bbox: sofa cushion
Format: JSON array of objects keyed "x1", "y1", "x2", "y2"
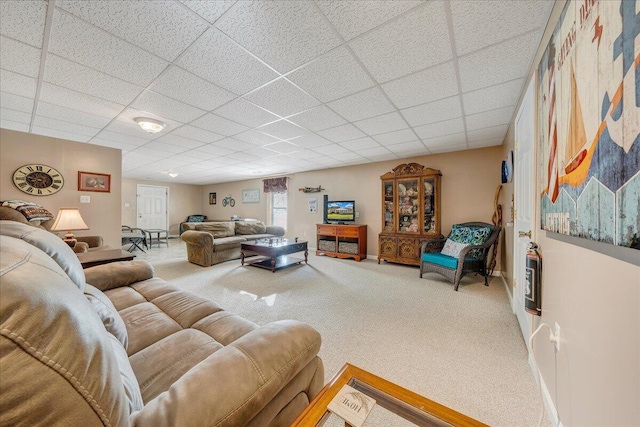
[
  {"x1": 440, "y1": 239, "x2": 468, "y2": 258},
  {"x1": 211, "y1": 235, "x2": 247, "y2": 252},
  {"x1": 421, "y1": 252, "x2": 459, "y2": 269},
  {"x1": 235, "y1": 220, "x2": 267, "y2": 235},
  {"x1": 195, "y1": 222, "x2": 235, "y2": 237},
  {"x1": 84, "y1": 284, "x2": 129, "y2": 349},
  {"x1": 108, "y1": 333, "x2": 144, "y2": 412}
]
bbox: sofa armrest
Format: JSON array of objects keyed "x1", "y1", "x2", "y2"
[
  {"x1": 77, "y1": 235, "x2": 103, "y2": 248},
  {"x1": 131, "y1": 320, "x2": 322, "y2": 427},
  {"x1": 265, "y1": 225, "x2": 285, "y2": 237},
  {"x1": 181, "y1": 230, "x2": 214, "y2": 246},
  {"x1": 72, "y1": 241, "x2": 90, "y2": 253},
  {"x1": 84, "y1": 260, "x2": 155, "y2": 291}
]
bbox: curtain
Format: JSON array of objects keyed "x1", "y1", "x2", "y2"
[{"x1": 263, "y1": 177, "x2": 288, "y2": 193}]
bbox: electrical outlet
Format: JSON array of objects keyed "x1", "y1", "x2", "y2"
[
  {"x1": 355, "y1": 211, "x2": 360, "y2": 218},
  {"x1": 554, "y1": 322, "x2": 561, "y2": 351}
]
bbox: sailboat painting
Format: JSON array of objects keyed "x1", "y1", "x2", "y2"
[{"x1": 538, "y1": 0, "x2": 639, "y2": 250}]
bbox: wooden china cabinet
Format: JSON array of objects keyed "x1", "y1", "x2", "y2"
[{"x1": 378, "y1": 163, "x2": 444, "y2": 265}]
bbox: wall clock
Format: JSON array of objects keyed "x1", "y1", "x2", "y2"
[{"x1": 12, "y1": 164, "x2": 64, "y2": 196}]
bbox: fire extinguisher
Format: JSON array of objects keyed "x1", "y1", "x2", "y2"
[{"x1": 525, "y1": 242, "x2": 542, "y2": 316}]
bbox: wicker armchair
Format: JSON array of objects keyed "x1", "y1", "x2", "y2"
[{"x1": 420, "y1": 222, "x2": 501, "y2": 291}]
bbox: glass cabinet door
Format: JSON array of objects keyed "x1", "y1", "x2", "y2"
[
  {"x1": 383, "y1": 180, "x2": 395, "y2": 232},
  {"x1": 397, "y1": 179, "x2": 419, "y2": 233},
  {"x1": 423, "y1": 178, "x2": 435, "y2": 233}
]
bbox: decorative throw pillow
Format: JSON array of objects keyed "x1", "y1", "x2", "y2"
[
  {"x1": 440, "y1": 238, "x2": 469, "y2": 258},
  {"x1": 195, "y1": 222, "x2": 235, "y2": 237},
  {"x1": 449, "y1": 225, "x2": 492, "y2": 258},
  {"x1": 235, "y1": 220, "x2": 267, "y2": 235},
  {"x1": 1, "y1": 200, "x2": 54, "y2": 222}
]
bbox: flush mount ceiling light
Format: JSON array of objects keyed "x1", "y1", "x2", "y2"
[
  {"x1": 167, "y1": 172, "x2": 178, "y2": 178},
  {"x1": 134, "y1": 117, "x2": 165, "y2": 134}
]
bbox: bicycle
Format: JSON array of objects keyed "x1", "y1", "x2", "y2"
[{"x1": 222, "y1": 195, "x2": 235, "y2": 207}]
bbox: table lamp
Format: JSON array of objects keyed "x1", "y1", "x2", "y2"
[{"x1": 50, "y1": 207, "x2": 89, "y2": 247}]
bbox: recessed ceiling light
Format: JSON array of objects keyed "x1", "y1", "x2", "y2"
[
  {"x1": 167, "y1": 172, "x2": 178, "y2": 178},
  {"x1": 134, "y1": 117, "x2": 166, "y2": 134}
]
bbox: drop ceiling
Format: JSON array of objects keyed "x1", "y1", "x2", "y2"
[{"x1": 0, "y1": 0, "x2": 553, "y2": 184}]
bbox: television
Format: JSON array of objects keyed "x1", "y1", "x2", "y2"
[{"x1": 325, "y1": 200, "x2": 355, "y2": 223}]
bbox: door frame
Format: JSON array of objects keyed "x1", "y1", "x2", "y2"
[{"x1": 136, "y1": 184, "x2": 169, "y2": 231}]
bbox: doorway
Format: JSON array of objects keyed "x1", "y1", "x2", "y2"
[{"x1": 137, "y1": 184, "x2": 168, "y2": 231}]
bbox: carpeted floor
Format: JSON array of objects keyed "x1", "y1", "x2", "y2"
[{"x1": 134, "y1": 240, "x2": 548, "y2": 426}]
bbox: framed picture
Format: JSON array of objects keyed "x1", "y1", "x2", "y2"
[
  {"x1": 78, "y1": 171, "x2": 110, "y2": 193},
  {"x1": 242, "y1": 189, "x2": 260, "y2": 203},
  {"x1": 209, "y1": 192, "x2": 216, "y2": 205},
  {"x1": 308, "y1": 197, "x2": 317, "y2": 213}
]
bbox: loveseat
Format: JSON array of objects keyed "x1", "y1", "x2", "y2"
[
  {"x1": 181, "y1": 220, "x2": 285, "y2": 266},
  {"x1": 0, "y1": 221, "x2": 324, "y2": 426},
  {"x1": 0, "y1": 205, "x2": 107, "y2": 253}
]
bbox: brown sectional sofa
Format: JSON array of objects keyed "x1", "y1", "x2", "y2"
[
  {"x1": 181, "y1": 220, "x2": 285, "y2": 266},
  {"x1": 0, "y1": 220, "x2": 324, "y2": 426}
]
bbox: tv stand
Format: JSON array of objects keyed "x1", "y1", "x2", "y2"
[{"x1": 316, "y1": 224, "x2": 367, "y2": 262}]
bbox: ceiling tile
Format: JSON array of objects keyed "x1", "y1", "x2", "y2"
[
  {"x1": 132, "y1": 90, "x2": 205, "y2": 123},
  {"x1": 177, "y1": 28, "x2": 278, "y2": 95},
  {"x1": 287, "y1": 46, "x2": 375, "y2": 103},
  {"x1": 400, "y1": 96, "x2": 463, "y2": 127},
  {"x1": 349, "y1": 1, "x2": 452, "y2": 83},
  {"x1": 381, "y1": 61, "x2": 458, "y2": 109},
  {"x1": 213, "y1": 98, "x2": 280, "y2": 128},
  {"x1": 287, "y1": 149, "x2": 325, "y2": 160},
  {"x1": 154, "y1": 134, "x2": 205, "y2": 150},
  {"x1": 316, "y1": 0, "x2": 422, "y2": 41},
  {"x1": 462, "y1": 79, "x2": 524, "y2": 115},
  {"x1": 421, "y1": 132, "x2": 467, "y2": 147},
  {"x1": 1, "y1": 108, "x2": 31, "y2": 124},
  {"x1": 288, "y1": 134, "x2": 333, "y2": 149},
  {"x1": 1, "y1": 69, "x2": 37, "y2": 98},
  {"x1": 328, "y1": 87, "x2": 395, "y2": 122},
  {"x1": 0, "y1": 36, "x2": 41, "y2": 77},
  {"x1": 0, "y1": 0, "x2": 47, "y2": 47},
  {"x1": 39, "y1": 82, "x2": 124, "y2": 119},
  {"x1": 312, "y1": 144, "x2": 351, "y2": 156},
  {"x1": 192, "y1": 143, "x2": 235, "y2": 157},
  {"x1": 213, "y1": 137, "x2": 254, "y2": 152},
  {"x1": 353, "y1": 111, "x2": 407, "y2": 135},
  {"x1": 151, "y1": 66, "x2": 236, "y2": 111},
  {"x1": 37, "y1": 101, "x2": 112, "y2": 129},
  {"x1": 263, "y1": 141, "x2": 300, "y2": 154},
  {"x1": 44, "y1": 55, "x2": 143, "y2": 105},
  {"x1": 414, "y1": 117, "x2": 465, "y2": 140},
  {"x1": 459, "y1": 32, "x2": 540, "y2": 93},
  {"x1": 385, "y1": 140, "x2": 427, "y2": 154},
  {"x1": 317, "y1": 123, "x2": 365, "y2": 143},
  {"x1": 287, "y1": 105, "x2": 347, "y2": 132},
  {"x1": 32, "y1": 126, "x2": 91, "y2": 142},
  {"x1": 234, "y1": 129, "x2": 280, "y2": 146},
  {"x1": 179, "y1": 0, "x2": 236, "y2": 24},
  {"x1": 339, "y1": 137, "x2": 381, "y2": 151},
  {"x1": 428, "y1": 143, "x2": 468, "y2": 153},
  {"x1": 451, "y1": 0, "x2": 552, "y2": 55},
  {"x1": 244, "y1": 78, "x2": 319, "y2": 118},
  {"x1": 467, "y1": 124, "x2": 509, "y2": 143},
  {"x1": 373, "y1": 128, "x2": 418, "y2": 146},
  {"x1": 468, "y1": 138, "x2": 504, "y2": 149},
  {"x1": 138, "y1": 140, "x2": 187, "y2": 154},
  {"x1": 330, "y1": 151, "x2": 365, "y2": 162},
  {"x1": 466, "y1": 106, "x2": 514, "y2": 131},
  {"x1": 191, "y1": 113, "x2": 248, "y2": 136},
  {"x1": 102, "y1": 121, "x2": 158, "y2": 141},
  {"x1": 171, "y1": 125, "x2": 224, "y2": 143},
  {"x1": 257, "y1": 119, "x2": 308, "y2": 140},
  {"x1": 49, "y1": 10, "x2": 168, "y2": 86},
  {"x1": 0, "y1": 92, "x2": 34, "y2": 113},
  {"x1": 224, "y1": 151, "x2": 261, "y2": 162},
  {"x1": 58, "y1": 0, "x2": 209, "y2": 61},
  {"x1": 93, "y1": 130, "x2": 152, "y2": 147},
  {"x1": 1, "y1": 120, "x2": 29, "y2": 132},
  {"x1": 356, "y1": 146, "x2": 394, "y2": 159},
  {"x1": 215, "y1": 0, "x2": 341, "y2": 73},
  {"x1": 89, "y1": 138, "x2": 139, "y2": 152},
  {"x1": 34, "y1": 115, "x2": 100, "y2": 137},
  {"x1": 180, "y1": 149, "x2": 227, "y2": 161}
]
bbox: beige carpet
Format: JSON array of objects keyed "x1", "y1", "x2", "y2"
[{"x1": 135, "y1": 240, "x2": 548, "y2": 426}]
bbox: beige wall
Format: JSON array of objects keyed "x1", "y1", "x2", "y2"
[
  {"x1": 202, "y1": 146, "x2": 503, "y2": 263},
  {"x1": 0, "y1": 129, "x2": 122, "y2": 247},
  {"x1": 502, "y1": 1, "x2": 640, "y2": 425},
  {"x1": 121, "y1": 179, "x2": 202, "y2": 236}
]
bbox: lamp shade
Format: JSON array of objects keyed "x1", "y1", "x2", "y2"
[{"x1": 50, "y1": 208, "x2": 89, "y2": 232}]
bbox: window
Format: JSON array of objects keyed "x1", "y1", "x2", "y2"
[{"x1": 270, "y1": 191, "x2": 287, "y2": 229}]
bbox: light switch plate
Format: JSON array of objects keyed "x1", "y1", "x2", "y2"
[{"x1": 80, "y1": 195, "x2": 90, "y2": 203}]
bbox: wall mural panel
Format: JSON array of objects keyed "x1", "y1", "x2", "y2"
[{"x1": 538, "y1": 0, "x2": 639, "y2": 250}]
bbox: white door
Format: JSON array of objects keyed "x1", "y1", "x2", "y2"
[
  {"x1": 514, "y1": 78, "x2": 536, "y2": 345},
  {"x1": 137, "y1": 185, "x2": 168, "y2": 230}
]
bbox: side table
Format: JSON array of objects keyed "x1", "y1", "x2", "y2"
[
  {"x1": 145, "y1": 229, "x2": 169, "y2": 248},
  {"x1": 77, "y1": 249, "x2": 135, "y2": 269}
]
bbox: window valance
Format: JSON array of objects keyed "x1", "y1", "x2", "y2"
[{"x1": 263, "y1": 177, "x2": 288, "y2": 193}]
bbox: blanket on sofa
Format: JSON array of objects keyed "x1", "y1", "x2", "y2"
[{"x1": 1, "y1": 200, "x2": 54, "y2": 222}]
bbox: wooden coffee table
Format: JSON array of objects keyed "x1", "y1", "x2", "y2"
[
  {"x1": 241, "y1": 239, "x2": 308, "y2": 272},
  {"x1": 77, "y1": 249, "x2": 135, "y2": 269},
  {"x1": 290, "y1": 363, "x2": 488, "y2": 427}
]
